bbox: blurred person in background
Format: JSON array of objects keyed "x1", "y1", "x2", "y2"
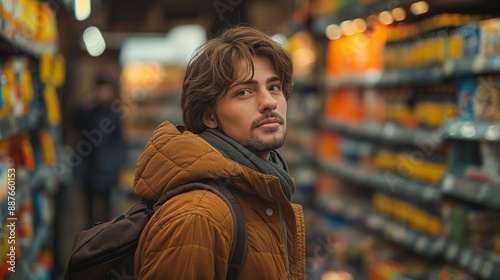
[
  {"x1": 133, "y1": 25, "x2": 306, "y2": 279},
  {"x1": 73, "y1": 66, "x2": 127, "y2": 227}
]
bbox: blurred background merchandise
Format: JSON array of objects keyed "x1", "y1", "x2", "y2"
[{"x1": 0, "y1": 0, "x2": 500, "y2": 279}]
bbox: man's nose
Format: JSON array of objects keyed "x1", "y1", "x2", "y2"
[{"x1": 258, "y1": 89, "x2": 278, "y2": 113}]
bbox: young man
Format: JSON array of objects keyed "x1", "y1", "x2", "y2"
[{"x1": 134, "y1": 26, "x2": 305, "y2": 279}]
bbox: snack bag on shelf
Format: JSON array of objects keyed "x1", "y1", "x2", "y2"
[
  {"x1": 20, "y1": 132, "x2": 36, "y2": 171},
  {"x1": 363, "y1": 89, "x2": 385, "y2": 124},
  {"x1": 479, "y1": 18, "x2": 500, "y2": 55},
  {"x1": 43, "y1": 86, "x2": 61, "y2": 126},
  {"x1": 39, "y1": 129, "x2": 56, "y2": 164},
  {"x1": 473, "y1": 75, "x2": 500, "y2": 121},
  {"x1": 458, "y1": 22, "x2": 481, "y2": 58},
  {"x1": 457, "y1": 77, "x2": 477, "y2": 121},
  {"x1": 35, "y1": 3, "x2": 58, "y2": 43}
]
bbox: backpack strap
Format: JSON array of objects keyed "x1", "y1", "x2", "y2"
[{"x1": 153, "y1": 180, "x2": 247, "y2": 280}]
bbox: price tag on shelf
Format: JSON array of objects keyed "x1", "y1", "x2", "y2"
[
  {"x1": 459, "y1": 123, "x2": 477, "y2": 139},
  {"x1": 431, "y1": 237, "x2": 446, "y2": 255},
  {"x1": 459, "y1": 248, "x2": 473, "y2": 268},
  {"x1": 471, "y1": 254, "x2": 483, "y2": 275},
  {"x1": 441, "y1": 174, "x2": 455, "y2": 192},
  {"x1": 415, "y1": 235, "x2": 429, "y2": 253},
  {"x1": 445, "y1": 242, "x2": 460, "y2": 261},
  {"x1": 472, "y1": 55, "x2": 486, "y2": 73},
  {"x1": 484, "y1": 124, "x2": 500, "y2": 141},
  {"x1": 366, "y1": 214, "x2": 384, "y2": 230},
  {"x1": 481, "y1": 259, "x2": 495, "y2": 279},
  {"x1": 382, "y1": 122, "x2": 398, "y2": 139},
  {"x1": 443, "y1": 60, "x2": 454, "y2": 76}
]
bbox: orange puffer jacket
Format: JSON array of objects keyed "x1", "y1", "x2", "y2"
[{"x1": 134, "y1": 121, "x2": 306, "y2": 279}]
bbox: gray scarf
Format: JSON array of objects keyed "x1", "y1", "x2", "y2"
[{"x1": 199, "y1": 129, "x2": 295, "y2": 200}]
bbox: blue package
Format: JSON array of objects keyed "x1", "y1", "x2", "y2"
[
  {"x1": 458, "y1": 23, "x2": 481, "y2": 57},
  {"x1": 456, "y1": 77, "x2": 477, "y2": 120}
]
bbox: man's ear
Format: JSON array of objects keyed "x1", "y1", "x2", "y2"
[{"x1": 202, "y1": 109, "x2": 218, "y2": 129}]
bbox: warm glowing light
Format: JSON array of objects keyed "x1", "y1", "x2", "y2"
[
  {"x1": 391, "y1": 7, "x2": 406, "y2": 21},
  {"x1": 325, "y1": 24, "x2": 342, "y2": 40},
  {"x1": 340, "y1": 20, "x2": 354, "y2": 36},
  {"x1": 352, "y1": 18, "x2": 367, "y2": 33},
  {"x1": 74, "y1": 0, "x2": 91, "y2": 21},
  {"x1": 321, "y1": 271, "x2": 354, "y2": 280},
  {"x1": 83, "y1": 26, "x2": 106, "y2": 57},
  {"x1": 292, "y1": 47, "x2": 316, "y2": 67},
  {"x1": 410, "y1": 1, "x2": 429, "y2": 15},
  {"x1": 378, "y1": 11, "x2": 394, "y2": 25}
]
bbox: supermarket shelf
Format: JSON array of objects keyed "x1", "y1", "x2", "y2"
[
  {"x1": 322, "y1": 119, "x2": 442, "y2": 147},
  {"x1": 320, "y1": 198, "x2": 500, "y2": 280},
  {"x1": 0, "y1": 28, "x2": 58, "y2": 57},
  {"x1": 321, "y1": 160, "x2": 441, "y2": 204},
  {"x1": 326, "y1": 54, "x2": 500, "y2": 88},
  {"x1": 317, "y1": 195, "x2": 370, "y2": 225},
  {"x1": 443, "y1": 55, "x2": 500, "y2": 77},
  {"x1": 14, "y1": 222, "x2": 52, "y2": 280},
  {"x1": 318, "y1": 197, "x2": 443, "y2": 259},
  {"x1": 312, "y1": 0, "x2": 500, "y2": 31},
  {"x1": 443, "y1": 241, "x2": 500, "y2": 280},
  {"x1": 0, "y1": 110, "x2": 42, "y2": 140},
  {"x1": 441, "y1": 120, "x2": 500, "y2": 142},
  {"x1": 441, "y1": 174, "x2": 500, "y2": 210},
  {"x1": 368, "y1": 213, "x2": 500, "y2": 279},
  {"x1": 0, "y1": 165, "x2": 57, "y2": 226},
  {"x1": 365, "y1": 213, "x2": 444, "y2": 259}
]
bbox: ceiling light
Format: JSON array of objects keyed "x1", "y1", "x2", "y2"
[
  {"x1": 378, "y1": 11, "x2": 394, "y2": 25},
  {"x1": 74, "y1": 0, "x2": 91, "y2": 21},
  {"x1": 340, "y1": 20, "x2": 354, "y2": 36},
  {"x1": 410, "y1": 1, "x2": 429, "y2": 15},
  {"x1": 352, "y1": 18, "x2": 367, "y2": 33},
  {"x1": 325, "y1": 24, "x2": 342, "y2": 40},
  {"x1": 391, "y1": 7, "x2": 406, "y2": 21},
  {"x1": 83, "y1": 26, "x2": 106, "y2": 57}
]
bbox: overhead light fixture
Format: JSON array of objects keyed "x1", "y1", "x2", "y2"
[
  {"x1": 352, "y1": 18, "x2": 367, "y2": 33},
  {"x1": 391, "y1": 7, "x2": 406, "y2": 21},
  {"x1": 340, "y1": 20, "x2": 354, "y2": 36},
  {"x1": 74, "y1": 0, "x2": 91, "y2": 21},
  {"x1": 325, "y1": 24, "x2": 342, "y2": 40},
  {"x1": 378, "y1": 11, "x2": 394, "y2": 25},
  {"x1": 83, "y1": 26, "x2": 106, "y2": 57},
  {"x1": 410, "y1": 1, "x2": 429, "y2": 15}
]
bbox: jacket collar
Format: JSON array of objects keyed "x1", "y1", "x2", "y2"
[{"x1": 133, "y1": 121, "x2": 291, "y2": 203}]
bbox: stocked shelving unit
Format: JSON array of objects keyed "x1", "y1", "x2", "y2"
[
  {"x1": 0, "y1": 1, "x2": 64, "y2": 279},
  {"x1": 302, "y1": 0, "x2": 500, "y2": 279},
  {"x1": 119, "y1": 62, "x2": 185, "y2": 195}
]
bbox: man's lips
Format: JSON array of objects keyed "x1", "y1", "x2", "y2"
[{"x1": 256, "y1": 118, "x2": 282, "y2": 128}]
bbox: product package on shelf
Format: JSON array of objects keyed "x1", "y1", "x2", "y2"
[
  {"x1": 324, "y1": 89, "x2": 365, "y2": 125},
  {"x1": 442, "y1": 199, "x2": 500, "y2": 254},
  {"x1": 474, "y1": 75, "x2": 500, "y2": 122},
  {"x1": 480, "y1": 141, "x2": 500, "y2": 185},
  {"x1": 457, "y1": 77, "x2": 477, "y2": 121},
  {"x1": 326, "y1": 17, "x2": 387, "y2": 78}
]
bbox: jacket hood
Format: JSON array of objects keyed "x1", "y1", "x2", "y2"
[{"x1": 133, "y1": 121, "x2": 287, "y2": 202}]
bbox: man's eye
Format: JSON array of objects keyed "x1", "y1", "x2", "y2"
[
  {"x1": 236, "y1": 89, "x2": 251, "y2": 96},
  {"x1": 269, "y1": 85, "x2": 281, "y2": 91}
]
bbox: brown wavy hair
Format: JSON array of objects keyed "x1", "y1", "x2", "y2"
[{"x1": 181, "y1": 25, "x2": 293, "y2": 133}]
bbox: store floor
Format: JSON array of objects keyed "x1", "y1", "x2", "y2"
[{"x1": 53, "y1": 181, "x2": 134, "y2": 279}]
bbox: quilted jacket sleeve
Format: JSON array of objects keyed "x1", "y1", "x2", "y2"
[{"x1": 135, "y1": 191, "x2": 234, "y2": 280}]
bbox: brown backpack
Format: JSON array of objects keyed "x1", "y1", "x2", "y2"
[{"x1": 64, "y1": 180, "x2": 247, "y2": 280}]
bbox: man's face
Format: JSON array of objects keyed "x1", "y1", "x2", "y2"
[{"x1": 203, "y1": 56, "x2": 287, "y2": 159}]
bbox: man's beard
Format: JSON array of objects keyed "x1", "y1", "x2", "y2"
[{"x1": 246, "y1": 128, "x2": 287, "y2": 153}]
